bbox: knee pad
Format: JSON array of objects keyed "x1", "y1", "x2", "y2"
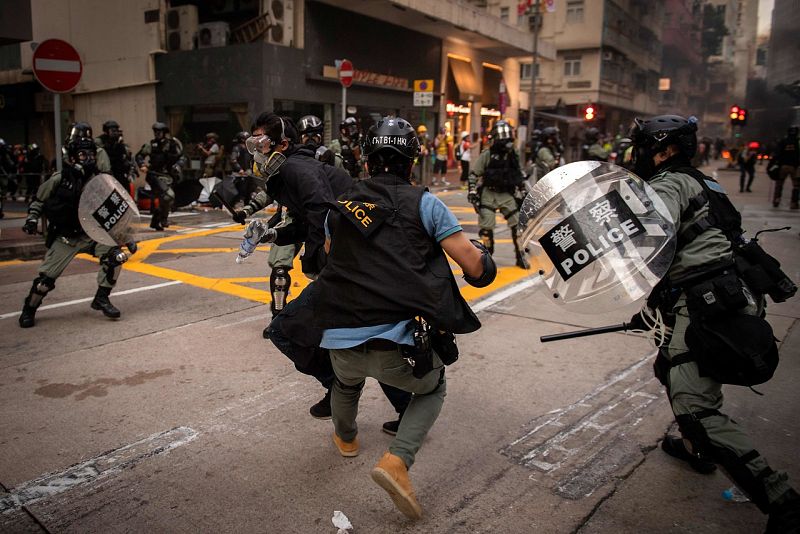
[
  {"x1": 99, "y1": 247, "x2": 128, "y2": 286},
  {"x1": 478, "y1": 228, "x2": 495, "y2": 255},
  {"x1": 270, "y1": 267, "x2": 291, "y2": 314},
  {"x1": 28, "y1": 275, "x2": 56, "y2": 307}
]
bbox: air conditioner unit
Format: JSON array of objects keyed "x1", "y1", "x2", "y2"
[
  {"x1": 197, "y1": 22, "x2": 230, "y2": 48},
  {"x1": 265, "y1": 0, "x2": 294, "y2": 47},
  {"x1": 166, "y1": 5, "x2": 198, "y2": 51}
]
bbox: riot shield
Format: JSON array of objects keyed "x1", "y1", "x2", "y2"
[
  {"x1": 518, "y1": 161, "x2": 676, "y2": 313},
  {"x1": 78, "y1": 173, "x2": 140, "y2": 246}
]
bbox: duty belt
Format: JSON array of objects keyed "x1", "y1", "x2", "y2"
[{"x1": 354, "y1": 338, "x2": 399, "y2": 351}]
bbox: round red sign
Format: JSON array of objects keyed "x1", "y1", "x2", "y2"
[
  {"x1": 32, "y1": 39, "x2": 83, "y2": 93},
  {"x1": 339, "y1": 59, "x2": 354, "y2": 88}
]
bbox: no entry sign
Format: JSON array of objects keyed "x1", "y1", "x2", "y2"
[
  {"x1": 32, "y1": 39, "x2": 83, "y2": 93},
  {"x1": 339, "y1": 59, "x2": 353, "y2": 88}
]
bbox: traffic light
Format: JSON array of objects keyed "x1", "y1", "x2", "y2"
[
  {"x1": 583, "y1": 104, "x2": 596, "y2": 121},
  {"x1": 730, "y1": 105, "x2": 748, "y2": 126}
]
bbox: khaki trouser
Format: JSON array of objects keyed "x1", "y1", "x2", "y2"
[
  {"x1": 268, "y1": 243, "x2": 299, "y2": 270},
  {"x1": 39, "y1": 234, "x2": 117, "y2": 288},
  {"x1": 478, "y1": 188, "x2": 519, "y2": 229},
  {"x1": 773, "y1": 165, "x2": 799, "y2": 207},
  {"x1": 664, "y1": 295, "x2": 793, "y2": 506},
  {"x1": 330, "y1": 345, "x2": 446, "y2": 469}
]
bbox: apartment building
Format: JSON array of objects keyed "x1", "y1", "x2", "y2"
[{"x1": 1, "y1": 0, "x2": 538, "y2": 163}]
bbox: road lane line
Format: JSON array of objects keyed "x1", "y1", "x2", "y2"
[
  {"x1": 0, "y1": 426, "x2": 198, "y2": 514},
  {"x1": 0, "y1": 281, "x2": 182, "y2": 320}
]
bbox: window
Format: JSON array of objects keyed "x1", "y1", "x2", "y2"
[
  {"x1": 520, "y1": 62, "x2": 540, "y2": 80},
  {"x1": 564, "y1": 55, "x2": 582, "y2": 76},
  {"x1": 566, "y1": 0, "x2": 584, "y2": 23},
  {"x1": 500, "y1": 6, "x2": 509, "y2": 22}
]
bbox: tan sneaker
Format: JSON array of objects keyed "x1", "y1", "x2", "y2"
[
  {"x1": 333, "y1": 433, "x2": 359, "y2": 457},
  {"x1": 370, "y1": 452, "x2": 422, "y2": 519}
]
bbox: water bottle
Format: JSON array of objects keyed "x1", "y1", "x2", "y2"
[
  {"x1": 236, "y1": 219, "x2": 269, "y2": 264},
  {"x1": 722, "y1": 486, "x2": 750, "y2": 503}
]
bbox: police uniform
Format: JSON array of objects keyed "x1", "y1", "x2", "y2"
[
  {"x1": 328, "y1": 137, "x2": 360, "y2": 178},
  {"x1": 96, "y1": 134, "x2": 132, "y2": 191},
  {"x1": 585, "y1": 142, "x2": 609, "y2": 161},
  {"x1": 773, "y1": 127, "x2": 799, "y2": 209},
  {"x1": 468, "y1": 124, "x2": 530, "y2": 269},
  {"x1": 631, "y1": 115, "x2": 799, "y2": 530},
  {"x1": 19, "y1": 161, "x2": 130, "y2": 327},
  {"x1": 136, "y1": 128, "x2": 186, "y2": 230}
]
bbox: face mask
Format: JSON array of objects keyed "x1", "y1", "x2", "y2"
[{"x1": 256, "y1": 151, "x2": 286, "y2": 180}]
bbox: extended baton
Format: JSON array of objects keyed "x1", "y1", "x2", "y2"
[
  {"x1": 540, "y1": 323, "x2": 631, "y2": 343},
  {"x1": 210, "y1": 191, "x2": 240, "y2": 221}
]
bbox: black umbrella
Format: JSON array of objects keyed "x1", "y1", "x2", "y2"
[{"x1": 173, "y1": 179, "x2": 204, "y2": 208}]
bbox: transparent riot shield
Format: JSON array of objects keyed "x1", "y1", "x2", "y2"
[
  {"x1": 518, "y1": 161, "x2": 676, "y2": 313},
  {"x1": 78, "y1": 173, "x2": 140, "y2": 246}
]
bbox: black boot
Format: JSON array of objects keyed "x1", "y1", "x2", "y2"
[
  {"x1": 661, "y1": 436, "x2": 717, "y2": 474},
  {"x1": 511, "y1": 225, "x2": 531, "y2": 269},
  {"x1": 309, "y1": 389, "x2": 332, "y2": 419},
  {"x1": 767, "y1": 489, "x2": 800, "y2": 534},
  {"x1": 149, "y1": 213, "x2": 163, "y2": 231},
  {"x1": 19, "y1": 297, "x2": 38, "y2": 328},
  {"x1": 91, "y1": 286, "x2": 121, "y2": 318}
]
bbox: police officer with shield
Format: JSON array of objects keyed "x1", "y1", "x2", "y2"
[
  {"x1": 628, "y1": 115, "x2": 799, "y2": 531},
  {"x1": 18, "y1": 125, "x2": 136, "y2": 328},
  {"x1": 468, "y1": 120, "x2": 530, "y2": 269},
  {"x1": 136, "y1": 122, "x2": 187, "y2": 231},
  {"x1": 535, "y1": 126, "x2": 561, "y2": 179}
]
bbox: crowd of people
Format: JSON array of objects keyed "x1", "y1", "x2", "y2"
[{"x1": 5, "y1": 108, "x2": 800, "y2": 531}]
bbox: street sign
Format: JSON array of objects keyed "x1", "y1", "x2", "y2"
[
  {"x1": 414, "y1": 79, "x2": 434, "y2": 92},
  {"x1": 338, "y1": 59, "x2": 353, "y2": 88},
  {"x1": 32, "y1": 39, "x2": 82, "y2": 93},
  {"x1": 413, "y1": 92, "x2": 434, "y2": 107}
]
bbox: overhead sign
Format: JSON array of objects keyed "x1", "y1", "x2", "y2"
[
  {"x1": 414, "y1": 79, "x2": 434, "y2": 92},
  {"x1": 413, "y1": 92, "x2": 434, "y2": 107},
  {"x1": 338, "y1": 58, "x2": 353, "y2": 88},
  {"x1": 32, "y1": 39, "x2": 82, "y2": 93}
]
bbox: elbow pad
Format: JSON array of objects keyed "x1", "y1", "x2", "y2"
[{"x1": 463, "y1": 239, "x2": 497, "y2": 288}]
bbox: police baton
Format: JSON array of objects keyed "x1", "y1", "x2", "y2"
[
  {"x1": 540, "y1": 323, "x2": 631, "y2": 343},
  {"x1": 210, "y1": 191, "x2": 240, "y2": 222}
]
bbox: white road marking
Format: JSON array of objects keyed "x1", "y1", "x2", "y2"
[
  {"x1": 0, "y1": 427, "x2": 198, "y2": 514},
  {"x1": 0, "y1": 281, "x2": 182, "y2": 320}
]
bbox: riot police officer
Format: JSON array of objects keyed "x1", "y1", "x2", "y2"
[
  {"x1": 22, "y1": 143, "x2": 48, "y2": 203},
  {"x1": 96, "y1": 120, "x2": 133, "y2": 192},
  {"x1": 535, "y1": 126, "x2": 562, "y2": 179},
  {"x1": 297, "y1": 114, "x2": 335, "y2": 165},
  {"x1": 328, "y1": 116, "x2": 362, "y2": 178},
  {"x1": 772, "y1": 125, "x2": 799, "y2": 209},
  {"x1": 582, "y1": 127, "x2": 609, "y2": 161},
  {"x1": 0, "y1": 138, "x2": 15, "y2": 218},
  {"x1": 229, "y1": 131, "x2": 251, "y2": 176},
  {"x1": 313, "y1": 116, "x2": 496, "y2": 519},
  {"x1": 468, "y1": 120, "x2": 530, "y2": 269},
  {"x1": 136, "y1": 122, "x2": 187, "y2": 231},
  {"x1": 629, "y1": 114, "x2": 799, "y2": 532},
  {"x1": 19, "y1": 125, "x2": 136, "y2": 328}
]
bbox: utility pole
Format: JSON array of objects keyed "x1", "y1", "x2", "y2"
[{"x1": 526, "y1": 0, "x2": 542, "y2": 153}]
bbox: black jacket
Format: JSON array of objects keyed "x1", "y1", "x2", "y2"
[{"x1": 266, "y1": 145, "x2": 354, "y2": 274}]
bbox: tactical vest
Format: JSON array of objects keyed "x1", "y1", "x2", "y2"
[
  {"x1": 44, "y1": 166, "x2": 86, "y2": 237},
  {"x1": 483, "y1": 149, "x2": 523, "y2": 190},
  {"x1": 101, "y1": 136, "x2": 130, "y2": 181},
  {"x1": 340, "y1": 142, "x2": 359, "y2": 177},
  {"x1": 230, "y1": 143, "x2": 249, "y2": 172},
  {"x1": 314, "y1": 173, "x2": 481, "y2": 334},
  {"x1": 148, "y1": 138, "x2": 179, "y2": 173}
]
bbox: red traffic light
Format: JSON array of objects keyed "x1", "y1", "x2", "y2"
[{"x1": 584, "y1": 105, "x2": 595, "y2": 120}]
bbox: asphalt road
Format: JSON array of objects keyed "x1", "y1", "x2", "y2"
[{"x1": 1, "y1": 168, "x2": 798, "y2": 533}]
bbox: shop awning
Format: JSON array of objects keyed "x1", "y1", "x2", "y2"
[{"x1": 449, "y1": 59, "x2": 481, "y2": 102}]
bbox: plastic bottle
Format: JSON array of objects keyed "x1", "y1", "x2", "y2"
[
  {"x1": 236, "y1": 219, "x2": 269, "y2": 264},
  {"x1": 722, "y1": 486, "x2": 750, "y2": 503}
]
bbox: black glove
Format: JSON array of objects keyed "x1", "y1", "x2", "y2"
[
  {"x1": 126, "y1": 241, "x2": 138, "y2": 255},
  {"x1": 232, "y1": 210, "x2": 247, "y2": 225},
  {"x1": 22, "y1": 218, "x2": 38, "y2": 235},
  {"x1": 467, "y1": 189, "x2": 480, "y2": 207},
  {"x1": 627, "y1": 309, "x2": 650, "y2": 331}
]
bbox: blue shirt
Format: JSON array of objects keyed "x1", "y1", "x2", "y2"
[{"x1": 320, "y1": 191, "x2": 461, "y2": 349}]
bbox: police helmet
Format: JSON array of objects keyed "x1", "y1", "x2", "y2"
[
  {"x1": 417, "y1": 124, "x2": 428, "y2": 135},
  {"x1": 102, "y1": 120, "x2": 120, "y2": 133},
  {"x1": 789, "y1": 125, "x2": 799, "y2": 137},
  {"x1": 585, "y1": 127, "x2": 600, "y2": 143},
  {"x1": 492, "y1": 120, "x2": 514, "y2": 141},
  {"x1": 152, "y1": 122, "x2": 169, "y2": 133},
  {"x1": 542, "y1": 126, "x2": 560, "y2": 141},
  {"x1": 629, "y1": 115, "x2": 698, "y2": 159},
  {"x1": 340, "y1": 116, "x2": 360, "y2": 141},
  {"x1": 234, "y1": 131, "x2": 250, "y2": 143},
  {"x1": 298, "y1": 115, "x2": 324, "y2": 137},
  {"x1": 69, "y1": 122, "x2": 93, "y2": 142},
  {"x1": 362, "y1": 116, "x2": 420, "y2": 160}
]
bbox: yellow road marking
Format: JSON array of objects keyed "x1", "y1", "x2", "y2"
[
  {"x1": 150, "y1": 247, "x2": 240, "y2": 254},
  {"x1": 0, "y1": 259, "x2": 32, "y2": 267}
]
